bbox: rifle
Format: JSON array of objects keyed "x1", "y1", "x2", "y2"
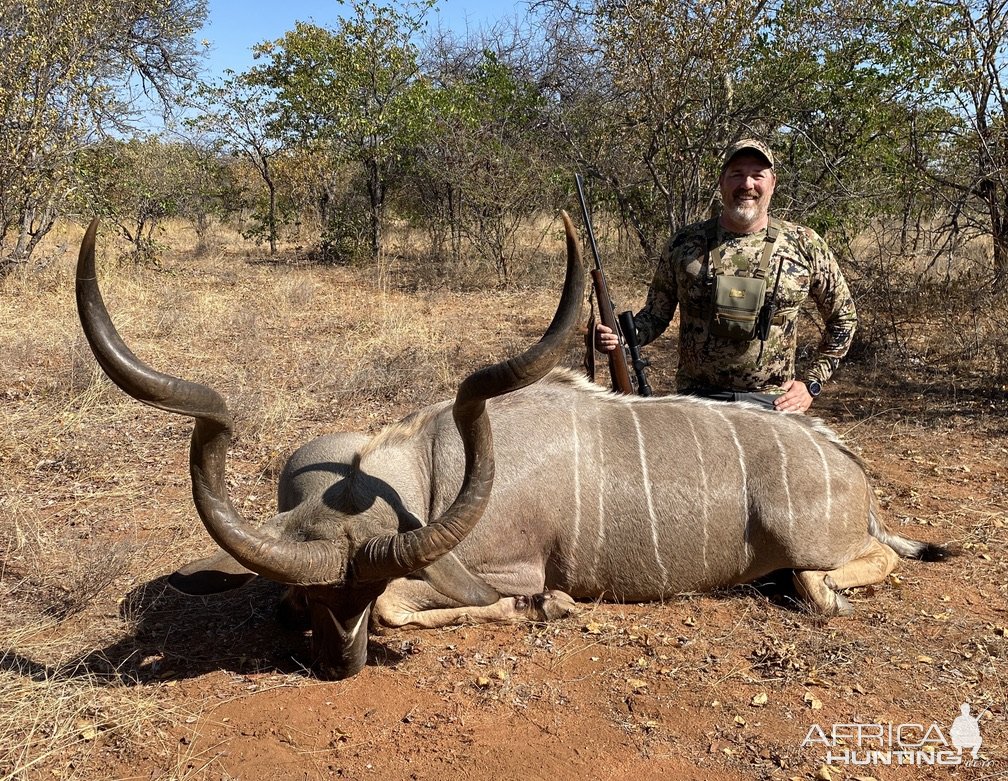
[
  {"x1": 574, "y1": 174, "x2": 652, "y2": 397},
  {"x1": 619, "y1": 310, "x2": 653, "y2": 397}
]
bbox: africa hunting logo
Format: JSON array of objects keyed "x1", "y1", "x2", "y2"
[{"x1": 801, "y1": 703, "x2": 994, "y2": 767}]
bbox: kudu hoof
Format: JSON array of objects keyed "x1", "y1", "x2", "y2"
[
  {"x1": 531, "y1": 589, "x2": 578, "y2": 621},
  {"x1": 794, "y1": 571, "x2": 854, "y2": 617}
]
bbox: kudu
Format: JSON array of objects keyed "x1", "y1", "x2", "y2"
[{"x1": 76, "y1": 213, "x2": 948, "y2": 679}]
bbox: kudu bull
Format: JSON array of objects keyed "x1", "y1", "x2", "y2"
[{"x1": 76, "y1": 213, "x2": 948, "y2": 679}]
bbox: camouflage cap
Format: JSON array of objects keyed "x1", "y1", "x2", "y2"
[{"x1": 721, "y1": 138, "x2": 775, "y2": 170}]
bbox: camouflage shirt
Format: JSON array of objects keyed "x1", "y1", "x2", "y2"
[{"x1": 634, "y1": 216, "x2": 857, "y2": 393}]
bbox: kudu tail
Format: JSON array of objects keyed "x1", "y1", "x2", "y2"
[
  {"x1": 868, "y1": 507, "x2": 954, "y2": 562},
  {"x1": 823, "y1": 432, "x2": 954, "y2": 563}
]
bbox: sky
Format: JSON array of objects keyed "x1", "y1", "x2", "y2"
[{"x1": 198, "y1": 0, "x2": 528, "y2": 78}]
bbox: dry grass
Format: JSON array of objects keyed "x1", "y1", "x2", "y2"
[
  {"x1": 0, "y1": 217, "x2": 575, "y2": 778},
  {"x1": 1, "y1": 215, "x2": 1005, "y2": 779},
  {"x1": 0, "y1": 627, "x2": 187, "y2": 781}
]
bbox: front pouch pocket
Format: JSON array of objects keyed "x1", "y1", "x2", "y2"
[{"x1": 710, "y1": 274, "x2": 766, "y2": 340}]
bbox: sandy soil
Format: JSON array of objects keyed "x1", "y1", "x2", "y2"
[{"x1": 2, "y1": 237, "x2": 1005, "y2": 781}]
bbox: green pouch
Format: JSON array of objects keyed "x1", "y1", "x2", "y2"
[{"x1": 710, "y1": 273, "x2": 766, "y2": 340}]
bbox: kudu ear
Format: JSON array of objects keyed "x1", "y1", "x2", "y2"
[
  {"x1": 420, "y1": 551, "x2": 500, "y2": 606},
  {"x1": 168, "y1": 549, "x2": 259, "y2": 595}
]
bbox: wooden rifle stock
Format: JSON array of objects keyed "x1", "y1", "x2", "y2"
[
  {"x1": 575, "y1": 173, "x2": 636, "y2": 395},
  {"x1": 591, "y1": 269, "x2": 634, "y2": 394}
]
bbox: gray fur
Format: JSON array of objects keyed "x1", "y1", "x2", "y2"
[
  {"x1": 180, "y1": 366, "x2": 948, "y2": 677},
  {"x1": 273, "y1": 368, "x2": 932, "y2": 601}
]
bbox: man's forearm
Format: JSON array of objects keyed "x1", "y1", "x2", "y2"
[
  {"x1": 812, "y1": 315, "x2": 857, "y2": 383},
  {"x1": 632, "y1": 308, "x2": 671, "y2": 348}
]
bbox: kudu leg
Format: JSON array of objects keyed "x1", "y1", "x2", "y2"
[
  {"x1": 373, "y1": 581, "x2": 577, "y2": 630},
  {"x1": 793, "y1": 538, "x2": 900, "y2": 616}
]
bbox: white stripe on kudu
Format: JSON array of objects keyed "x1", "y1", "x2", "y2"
[
  {"x1": 713, "y1": 407, "x2": 751, "y2": 558},
  {"x1": 569, "y1": 405, "x2": 582, "y2": 549},
  {"x1": 684, "y1": 413, "x2": 710, "y2": 572},
  {"x1": 770, "y1": 425, "x2": 795, "y2": 535},
  {"x1": 592, "y1": 411, "x2": 607, "y2": 570},
  {"x1": 799, "y1": 422, "x2": 832, "y2": 521},
  {"x1": 628, "y1": 403, "x2": 668, "y2": 587}
]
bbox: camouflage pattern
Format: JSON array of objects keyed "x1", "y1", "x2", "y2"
[
  {"x1": 634, "y1": 216, "x2": 857, "y2": 394},
  {"x1": 722, "y1": 138, "x2": 775, "y2": 170}
]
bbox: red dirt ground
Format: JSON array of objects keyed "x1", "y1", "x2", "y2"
[
  {"x1": 68, "y1": 369, "x2": 1008, "y2": 781},
  {"x1": 3, "y1": 247, "x2": 1006, "y2": 781}
]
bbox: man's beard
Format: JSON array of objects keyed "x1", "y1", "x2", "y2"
[{"x1": 723, "y1": 196, "x2": 763, "y2": 227}]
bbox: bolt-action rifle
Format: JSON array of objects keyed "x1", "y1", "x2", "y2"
[{"x1": 575, "y1": 174, "x2": 652, "y2": 397}]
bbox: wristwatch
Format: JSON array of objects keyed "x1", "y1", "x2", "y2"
[{"x1": 806, "y1": 379, "x2": 823, "y2": 398}]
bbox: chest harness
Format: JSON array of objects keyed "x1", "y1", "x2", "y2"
[{"x1": 707, "y1": 218, "x2": 784, "y2": 363}]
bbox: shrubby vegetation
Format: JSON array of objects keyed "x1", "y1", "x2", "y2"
[
  {"x1": 1, "y1": 0, "x2": 1005, "y2": 340},
  {"x1": 0, "y1": 0, "x2": 207, "y2": 267}
]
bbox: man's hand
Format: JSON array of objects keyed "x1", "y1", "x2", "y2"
[
  {"x1": 774, "y1": 379, "x2": 814, "y2": 413},
  {"x1": 594, "y1": 323, "x2": 619, "y2": 353}
]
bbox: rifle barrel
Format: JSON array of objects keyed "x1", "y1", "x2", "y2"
[{"x1": 574, "y1": 174, "x2": 604, "y2": 273}]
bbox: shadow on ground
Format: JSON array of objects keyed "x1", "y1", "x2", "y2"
[{"x1": 1, "y1": 575, "x2": 409, "y2": 686}]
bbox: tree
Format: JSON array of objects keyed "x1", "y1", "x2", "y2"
[
  {"x1": 77, "y1": 137, "x2": 218, "y2": 262},
  {"x1": 907, "y1": 0, "x2": 1008, "y2": 279},
  {"x1": 172, "y1": 141, "x2": 238, "y2": 254},
  {"x1": 538, "y1": 0, "x2": 939, "y2": 261},
  {"x1": 185, "y1": 71, "x2": 288, "y2": 255},
  {"x1": 539, "y1": 0, "x2": 766, "y2": 260},
  {"x1": 423, "y1": 49, "x2": 554, "y2": 283},
  {"x1": 0, "y1": 0, "x2": 206, "y2": 271},
  {"x1": 253, "y1": 0, "x2": 436, "y2": 260}
]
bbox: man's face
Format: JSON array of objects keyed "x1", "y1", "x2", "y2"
[{"x1": 719, "y1": 153, "x2": 776, "y2": 228}]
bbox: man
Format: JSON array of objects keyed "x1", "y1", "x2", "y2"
[{"x1": 596, "y1": 139, "x2": 857, "y2": 412}]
